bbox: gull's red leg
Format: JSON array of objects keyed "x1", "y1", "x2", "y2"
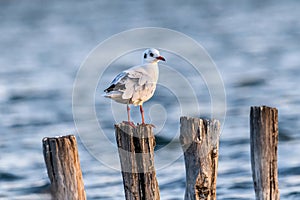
[
  {"x1": 140, "y1": 105, "x2": 145, "y2": 124},
  {"x1": 127, "y1": 104, "x2": 130, "y2": 122},
  {"x1": 124, "y1": 104, "x2": 135, "y2": 127}
]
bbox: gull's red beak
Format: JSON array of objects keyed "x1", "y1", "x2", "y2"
[{"x1": 156, "y1": 56, "x2": 166, "y2": 61}]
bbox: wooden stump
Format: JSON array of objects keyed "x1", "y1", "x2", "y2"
[
  {"x1": 180, "y1": 117, "x2": 220, "y2": 200},
  {"x1": 250, "y1": 106, "x2": 280, "y2": 200},
  {"x1": 43, "y1": 135, "x2": 86, "y2": 200},
  {"x1": 115, "y1": 123, "x2": 160, "y2": 200}
]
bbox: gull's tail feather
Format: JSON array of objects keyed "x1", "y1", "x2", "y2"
[
  {"x1": 102, "y1": 91, "x2": 129, "y2": 104},
  {"x1": 102, "y1": 93, "x2": 109, "y2": 98}
]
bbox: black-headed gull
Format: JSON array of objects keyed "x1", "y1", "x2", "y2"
[{"x1": 103, "y1": 48, "x2": 165, "y2": 126}]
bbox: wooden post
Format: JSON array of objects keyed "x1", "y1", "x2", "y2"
[
  {"x1": 250, "y1": 106, "x2": 280, "y2": 200},
  {"x1": 180, "y1": 116, "x2": 220, "y2": 200},
  {"x1": 43, "y1": 135, "x2": 86, "y2": 200},
  {"x1": 115, "y1": 123, "x2": 160, "y2": 200}
]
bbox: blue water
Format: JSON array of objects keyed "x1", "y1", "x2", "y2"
[{"x1": 1, "y1": 0, "x2": 300, "y2": 199}]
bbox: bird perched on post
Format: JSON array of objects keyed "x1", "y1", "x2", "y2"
[{"x1": 103, "y1": 48, "x2": 165, "y2": 126}]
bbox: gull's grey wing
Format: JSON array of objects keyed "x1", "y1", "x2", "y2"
[
  {"x1": 111, "y1": 71, "x2": 127, "y2": 85},
  {"x1": 104, "y1": 68, "x2": 154, "y2": 105},
  {"x1": 122, "y1": 70, "x2": 151, "y2": 100},
  {"x1": 104, "y1": 71, "x2": 128, "y2": 93}
]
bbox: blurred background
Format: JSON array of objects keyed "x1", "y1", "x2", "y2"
[{"x1": 1, "y1": 0, "x2": 300, "y2": 199}]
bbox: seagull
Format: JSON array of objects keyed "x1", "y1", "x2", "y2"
[{"x1": 103, "y1": 48, "x2": 165, "y2": 126}]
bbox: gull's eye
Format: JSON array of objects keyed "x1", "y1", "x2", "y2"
[
  {"x1": 149, "y1": 52, "x2": 154, "y2": 57},
  {"x1": 144, "y1": 53, "x2": 147, "y2": 59}
]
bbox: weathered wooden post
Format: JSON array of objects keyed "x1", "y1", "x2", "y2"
[
  {"x1": 115, "y1": 123, "x2": 160, "y2": 200},
  {"x1": 180, "y1": 116, "x2": 220, "y2": 200},
  {"x1": 43, "y1": 135, "x2": 86, "y2": 200},
  {"x1": 250, "y1": 106, "x2": 280, "y2": 200}
]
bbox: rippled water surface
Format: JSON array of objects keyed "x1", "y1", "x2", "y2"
[{"x1": 1, "y1": 0, "x2": 300, "y2": 199}]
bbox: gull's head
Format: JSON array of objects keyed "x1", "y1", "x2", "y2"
[{"x1": 142, "y1": 48, "x2": 166, "y2": 64}]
